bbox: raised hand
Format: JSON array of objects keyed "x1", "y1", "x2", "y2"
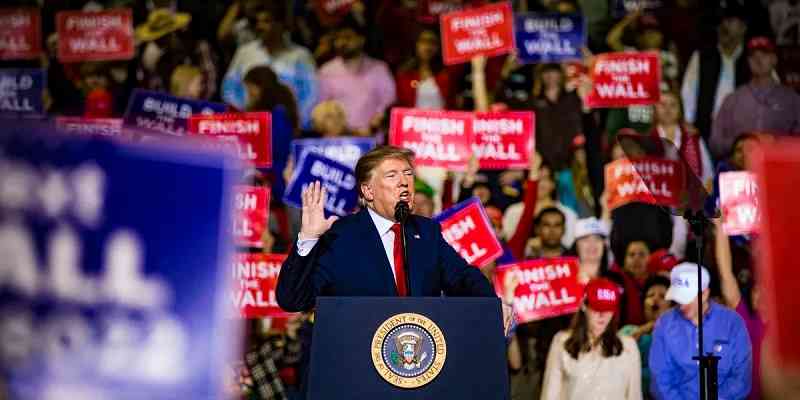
[{"x1": 299, "y1": 181, "x2": 339, "y2": 240}]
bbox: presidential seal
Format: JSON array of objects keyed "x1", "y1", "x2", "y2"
[{"x1": 371, "y1": 313, "x2": 446, "y2": 389}]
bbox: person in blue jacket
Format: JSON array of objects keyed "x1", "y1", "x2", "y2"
[{"x1": 649, "y1": 263, "x2": 752, "y2": 400}]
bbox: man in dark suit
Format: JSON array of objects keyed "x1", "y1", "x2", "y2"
[{"x1": 276, "y1": 146, "x2": 511, "y2": 326}]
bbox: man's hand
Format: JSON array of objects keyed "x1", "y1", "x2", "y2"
[
  {"x1": 299, "y1": 181, "x2": 339, "y2": 239},
  {"x1": 502, "y1": 302, "x2": 515, "y2": 336}
]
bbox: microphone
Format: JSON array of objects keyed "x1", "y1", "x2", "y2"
[{"x1": 395, "y1": 200, "x2": 410, "y2": 223}]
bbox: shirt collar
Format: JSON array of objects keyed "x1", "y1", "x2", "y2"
[
  {"x1": 367, "y1": 207, "x2": 395, "y2": 236},
  {"x1": 718, "y1": 44, "x2": 743, "y2": 61}
]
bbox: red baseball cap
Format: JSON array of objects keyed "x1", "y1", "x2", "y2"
[
  {"x1": 585, "y1": 278, "x2": 620, "y2": 313},
  {"x1": 647, "y1": 249, "x2": 680, "y2": 275},
  {"x1": 747, "y1": 36, "x2": 776, "y2": 54}
]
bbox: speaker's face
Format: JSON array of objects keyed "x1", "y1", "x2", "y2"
[{"x1": 363, "y1": 158, "x2": 415, "y2": 221}]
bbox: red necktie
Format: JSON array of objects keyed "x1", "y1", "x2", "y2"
[{"x1": 390, "y1": 223, "x2": 408, "y2": 296}]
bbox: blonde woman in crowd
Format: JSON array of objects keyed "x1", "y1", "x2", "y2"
[{"x1": 169, "y1": 65, "x2": 205, "y2": 100}]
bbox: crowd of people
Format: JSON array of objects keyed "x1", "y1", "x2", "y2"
[{"x1": 5, "y1": 0, "x2": 800, "y2": 399}]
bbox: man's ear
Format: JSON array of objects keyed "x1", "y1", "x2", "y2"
[{"x1": 361, "y1": 182, "x2": 373, "y2": 202}]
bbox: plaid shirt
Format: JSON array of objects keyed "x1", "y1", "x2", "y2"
[{"x1": 243, "y1": 334, "x2": 302, "y2": 400}]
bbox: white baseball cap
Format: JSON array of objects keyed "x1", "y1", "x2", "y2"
[
  {"x1": 665, "y1": 262, "x2": 711, "y2": 305},
  {"x1": 574, "y1": 217, "x2": 608, "y2": 240}
]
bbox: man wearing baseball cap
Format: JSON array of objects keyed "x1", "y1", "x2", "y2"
[
  {"x1": 711, "y1": 35, "x2": 800, "y2": 159},
  {"x1": 649, "y1": 263, "x2": 752, "y2": 399}
]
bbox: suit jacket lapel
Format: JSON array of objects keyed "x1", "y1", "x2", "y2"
[
  {"x1": 357, "y1": 208, "x2": 398, "y2": 296},
  {"x1": 403, "y1": 216, "x2": 426, "y2": 297}
]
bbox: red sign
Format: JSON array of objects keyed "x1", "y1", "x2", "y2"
[
  {"x1": 56, "y1": 117, "x2": 124, "y2": 138},
  {"x1": 231, "y1": 253, "x2": 291, "y2": 318},
  {"x1": 389, "y1": 108, "x2": 474, "y2": 170},
  {"x1": 586, "y1": 52, "x2": 661, "y2": 108},
  {"x1": 605, "y1": 157, "x2": 683, "y2": 210},
  {"x1": 719, "y1": 171, "x2": 760, "y2": 236},
  {"x1": 439, "y1": 200, "x2": 503, "y2": 267},
  {"x1": 494, "y1": 257, "x2": 583, "y2": 323},
  {"x1": 473, "y1": 111, "x2": 534, "y2": 170},
  {"x1": 56, "y1": 9, "x2": 134, "y2": 62},
  {"x1": 752, "y1": 139, "x2": 800, "y2": 368},
  {"x1": 189, "y1": 112, "x2": 272, "y2": 167},
  {"x1": 440, "y1": 2, "x2": 515, "y2": 65},
  {"x1": 234, "y1": 185, "x2": 270, "y2": 248},
  {"x1": 0, "y1": 8, "x2": 41, "y2": 60}
]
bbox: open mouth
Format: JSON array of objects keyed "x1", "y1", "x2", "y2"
[{"x1": 398, "y1": 191, "x2": 411, "y2": 201}]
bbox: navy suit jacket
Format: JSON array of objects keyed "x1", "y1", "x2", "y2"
[{"x1": 276, "y1": 208, "x2": 496, "y2": 312}]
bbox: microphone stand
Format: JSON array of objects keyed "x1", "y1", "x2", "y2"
[
  {"x1": 395, "y1": 201, "x2": 412, "y2": 296},
  {"x1": 686, "y1": 209, "x2": 719, "y2": 400}
]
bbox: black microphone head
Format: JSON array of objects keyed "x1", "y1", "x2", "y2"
[{"x1": 395, "y1": 200, "x2": 410, "y2": 223}]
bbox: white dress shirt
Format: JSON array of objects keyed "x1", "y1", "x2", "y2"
[
  {"x1": 681, "y1": 45, "x2": 743, "y2": 125},
  {"x1": 655, "y1": 126, "x2": 714, "y2": 186},
  {"x1": 295, "y1": 207, "x2": 400, "y2": 281}
]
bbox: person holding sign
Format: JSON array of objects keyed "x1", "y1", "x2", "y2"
[
  {"x1": 276, "y1": 145, "x2": 508, "y2": 316},
  {"x1": 714, "y1": 218, "x2": 764, "y2": 400},
  {"x1": 541, "y1": 278, "x2": 642, "y2": 400}
]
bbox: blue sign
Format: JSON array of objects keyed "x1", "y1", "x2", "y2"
[
  {"x1": 514, "y1": 13, "x2": 585, "y2": 63},
  {"x1": 291, "y1": 137, "x2": 377, "y2": 169},
  {"x1": 0, "y1": 123, "x2": 238, "y2": 399},
  {"x1": 122, "y1": 89, "x2": 226, "y2": 136},
  {"x1": 284, "y1": 151, "x2": 358, "y2": 217},
  {"x1": 0, "y1": 69, "x2": 45, "y2": 118}
]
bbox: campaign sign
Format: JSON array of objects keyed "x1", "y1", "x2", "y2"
[
  {"x1": 473, "y1": 111, "x2": 534, "y2": 170},
  {"x1": 435, "y1": 198, "x2": 503, "y2": 267},
  {"x1": 605, "y1": 157, "x2": 683, "y2": 210},
  {"x1": 56, "y1": 117, "x2": 124, "y2": 138},
  {"x1": 291, "y1": 136, "x2": 377, "y2": 168},
  {"x1": 611, "y1": 0, "x2": 663, "y2": 17},
  {"x1": 440, "y1": 2, "x2": 515, "y2": 65},
  {"x1": 719, "y1": 171, "x2": 760, "y2": 236},
  {"x1": 586, "y1": 52, "x2": 661, "y2": 108},
  {"x1": 752, "y1": 139, "x2": 800, "y2": 368},
  {"x1": 234, "y1": 185, "x2": 270, "y2": 248},
  {"x1": 0, "y1": 125, "x2": 237, "y2": 399},
  {"x1": 56, "y1": 9, "x2": 134, "y2": 62},
  {"x1": 494, "y1": 257, "x2": 583, "y2": 323},
  {"x1": 189, "y1": 112, "x2": 272, "y2": 168},
  {"x1": 389, "y1": 108, "x2": 474, "y2": 170},
  {"x1": 0, "y1": 8, "x2": 41, "y2": 60},
  {"x1": 515, "y1": 13, "x2": 585, "y2": 63},
  {"x1": 284, "y1": 151, "x2": 357, "y2": 217},
  {"x1": 0, "y1": 68, "x2": 45, "y2": 118},
  {"x1": 231, "y1": 253, "x2": 291, "y2": 318},
  {"x1": 123, "y1": 89, "x2": 227, "y2": 136}
]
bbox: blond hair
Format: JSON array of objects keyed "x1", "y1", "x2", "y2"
[
  {"x1": 311, "y1": 100, "x2": 347, "y2": 130},
  {"x1": 170, "y1": 65, "x2": 202, "y2": 98},
  {"x1": 355, "y1": 146, "x2": 415, "y2": 203}
]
